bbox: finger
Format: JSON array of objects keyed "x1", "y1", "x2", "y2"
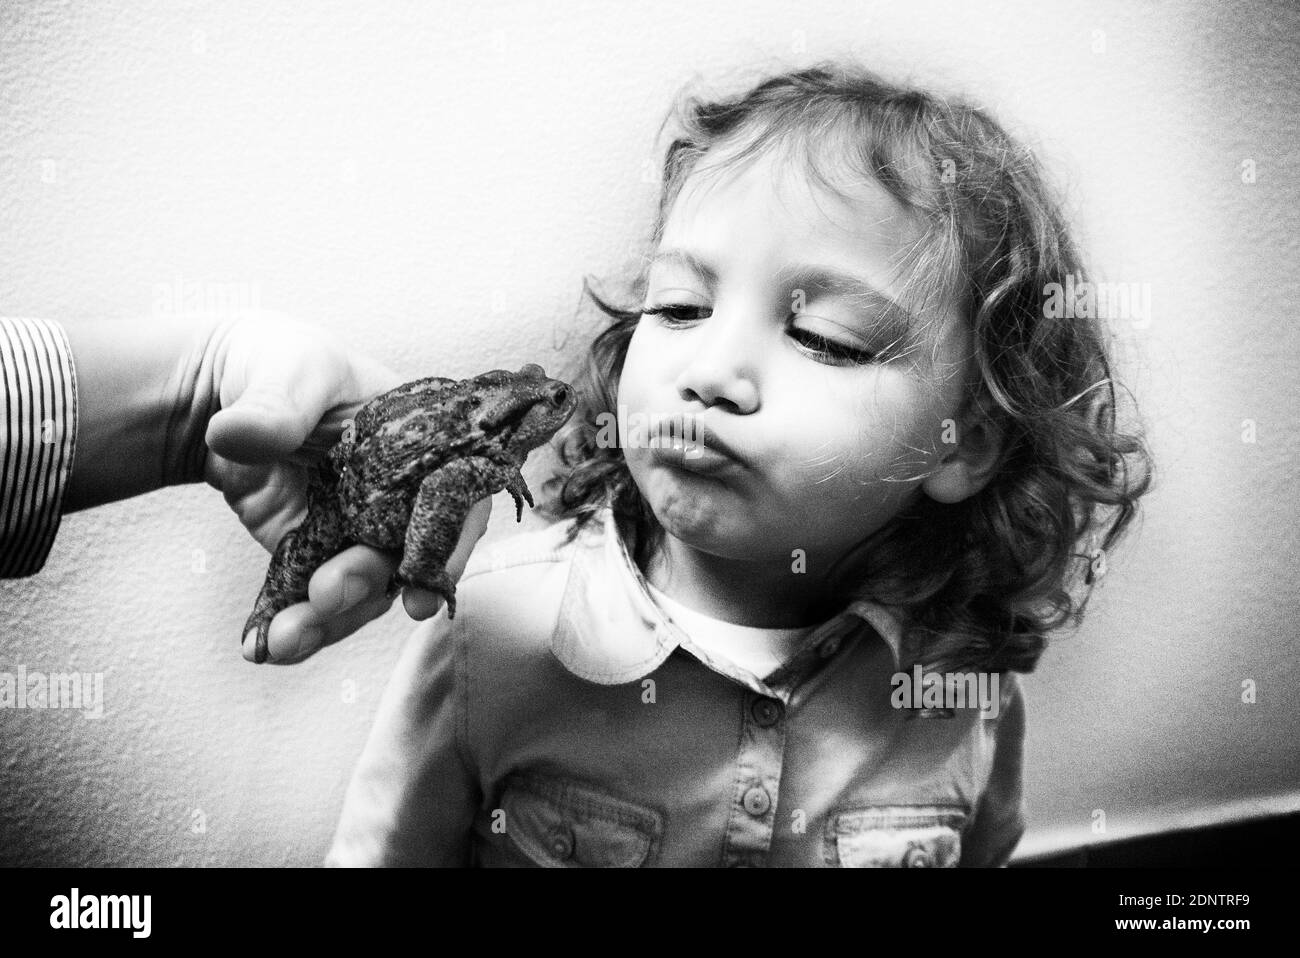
[
  {"x1": 403, "y1": 497, "x2": 493, "y2": 621},
  {"x1": 301, "y1": 507, "x2": 481, "y2": 640},
  {"x1": 402, "y1": 587, "x2": 445, "y2": 621},
  {"x1": 243, "y1": 593, "x2": 396, "y2": 664},
  {"x1": 307, "y1": 544, "x2": 401, "y2": 617},
  {"x1": 245, "y1": 496, "x2": 497, "y2": 662}
]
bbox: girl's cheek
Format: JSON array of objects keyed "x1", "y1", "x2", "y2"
[
  {"x1": 619, "y1": 328, "x2": 653, "y2": 394},
  {"x1": 626, "y1": 324, "x2": 683, "y2": 393}
]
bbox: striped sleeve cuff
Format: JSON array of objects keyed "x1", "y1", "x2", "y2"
[{"x1": 0, "y1": 317, "x2": 79, "y2": 578}]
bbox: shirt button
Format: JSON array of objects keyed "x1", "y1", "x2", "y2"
[
  {"x1": 548, "y1": 825, "x2": 574, "y2": 860},
  {"x1": 742, "y1": 786, "x2": 771, "y2": 817},
  {"x1": 750, "y1": 697, "x2": 783, "y2": 727},
  {"x1": 903, "y1": 846, "x2": 932, "y2": 868}
]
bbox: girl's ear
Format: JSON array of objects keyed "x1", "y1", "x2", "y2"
[{"x1": 921, "y1": 397, "x2": 1005, "y2": 505}]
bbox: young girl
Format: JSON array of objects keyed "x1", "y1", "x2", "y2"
[{"x1": 326, "y1": 60, "x2": 1151, "y2": 867}]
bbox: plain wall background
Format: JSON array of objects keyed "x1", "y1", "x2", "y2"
[{"x1": 1, "y1": 0, "x2": 1296, "y2": 865}]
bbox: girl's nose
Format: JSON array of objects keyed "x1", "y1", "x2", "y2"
[{"x1": 672, "y1": 307, "x2": 759, "y2": 414}]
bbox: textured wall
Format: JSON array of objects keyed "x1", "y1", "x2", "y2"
[{"x1": 1, "y1": 0, "x2": 1296, "y2": 865}]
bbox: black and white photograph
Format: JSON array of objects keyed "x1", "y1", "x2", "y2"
[{"x1": 0, "y1": 0, "x2": 1294, "y2": 936}]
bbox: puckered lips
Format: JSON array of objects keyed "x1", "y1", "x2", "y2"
[{"x1": 648, "y1": 413, "x2": 747, "y2": 477}]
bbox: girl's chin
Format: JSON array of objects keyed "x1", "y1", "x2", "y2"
[{"x1": 640, "y1": 466, "x2": 766, "y2": 556}]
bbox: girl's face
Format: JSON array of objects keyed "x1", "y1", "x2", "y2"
[{"x1": 619, "y1": 145, "x2": 974, "y2": 574}]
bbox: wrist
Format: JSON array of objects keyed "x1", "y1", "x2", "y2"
[
  {"x1": 162, "y1": 316, "x2": 231, "y2": 487},
  {"x1": 61, "y1": 314, "x2": 227, "y2": 511}
]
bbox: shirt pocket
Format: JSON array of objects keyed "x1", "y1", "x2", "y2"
[
  {"x1": 824, "y1": 804, "x2": 968, "y2": 867},
  {"x1": 496, "y1": 772, "x2": 665, "y2": 867}
]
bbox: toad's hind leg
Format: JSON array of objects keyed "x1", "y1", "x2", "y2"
[
  {"x1": 243, "y1": 469, "x2": 345, "y2": 664},
  {"x1": 397, "y1": 456, "x2": 512, "y2": 619}
]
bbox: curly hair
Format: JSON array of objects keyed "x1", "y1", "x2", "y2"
[{"x1": 539, "y1": 59, "x2": 1154, "y2": 675}]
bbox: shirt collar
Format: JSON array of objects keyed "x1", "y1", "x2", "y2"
[{"x1": 550, "y1": 504, "x2": 905, "y2": 692}]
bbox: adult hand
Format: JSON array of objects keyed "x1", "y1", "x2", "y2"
[{"x1": 198, "y1": 312, "x2": 492, "y2": 664}]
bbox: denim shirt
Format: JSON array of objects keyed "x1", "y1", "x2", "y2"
[{"x1": 325, "y1": 505, "x2": 1027, "y2": 868}]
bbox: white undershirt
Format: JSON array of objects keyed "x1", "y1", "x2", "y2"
[{"x1": 645, "y1": 581, "x2": 819, "y2": 678}]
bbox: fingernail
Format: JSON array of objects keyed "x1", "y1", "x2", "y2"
[
  {"x1": 339, "y1": 574, "x2": 371, "y2": 611},
  {"x1": 242, "y1": 630, "x2": 258, "y2": 662}
]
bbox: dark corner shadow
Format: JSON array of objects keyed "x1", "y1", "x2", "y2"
[{"x1": 1010, "y1": 811, "x2": 1300, "y2": 867}]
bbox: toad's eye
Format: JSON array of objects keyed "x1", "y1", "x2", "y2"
[{"x1": 642, "y1": 304, "x2": 710, "y2": 325}]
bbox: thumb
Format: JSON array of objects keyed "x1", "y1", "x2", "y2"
[
  {"x1": 201, "y1": 316, "x2": 401, "y2": 465},
  {"x1": 207, "y1": 377, "x2": 341, "y2": 464}
]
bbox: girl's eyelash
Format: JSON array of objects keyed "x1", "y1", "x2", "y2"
[
  {"x1": 640, "y1": 304, "x2": 877, "y2": 365},
  {"x1": 787, "y1": 327, "x2": 876, "y2": 365},
  {"x1": 641, "y1": 304, "x2": 708, "y2": 323}
]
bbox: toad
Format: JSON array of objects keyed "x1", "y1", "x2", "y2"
[{"x1": 242, "y1": 363, "x2": 576, "y2": 663}]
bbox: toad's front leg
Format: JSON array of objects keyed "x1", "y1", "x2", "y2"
[
  {"x1": 243, "y1": 464, "x2": 345, "y2": 664},
  {"x1": 397, "y1": 456, "x2": 515, "y2": 618},
  {"x1": 243, "y1": 500, "x2": 345, "y2": 663}
]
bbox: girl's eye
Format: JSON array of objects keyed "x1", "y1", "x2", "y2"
[
  {"x1": 787, "y1": 326, "x2": 877, "y2": 365},
  {"x1": 642, "y1": 304, "x2": 876, "y2": 366},
  {"x1": 641, "y1": 304, "x2": 710, "y2": 325}
]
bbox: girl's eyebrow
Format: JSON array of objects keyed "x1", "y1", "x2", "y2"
[
  {"x1": 649, "y1": 248, "x2": 722, "y2": 287},
  {"x1": 649, "y1": 247, "x2": 925, "y2": 337}
]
